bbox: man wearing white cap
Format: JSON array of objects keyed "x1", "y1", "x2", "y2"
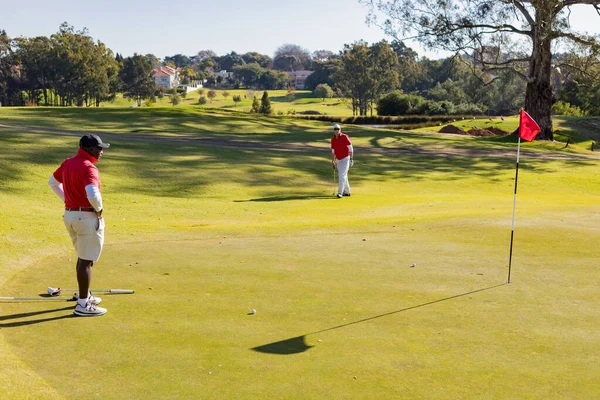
[
  {"x1": 331, "y1": 123, "x2": 353, "y2": 198},
  {"x1": 48, "y1": 134, "x2": 110, "y2": 316}
]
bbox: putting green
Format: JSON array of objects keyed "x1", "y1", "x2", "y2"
[
  {"x1": 2, "y1": 210, "x2": 599, "y2": 398},
  {"x1": 1, "y1": 113, "x2": 599, "y2": 398}
]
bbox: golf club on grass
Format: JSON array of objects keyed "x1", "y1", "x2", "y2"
[
  {"x1": 0, "y1": 295, "x2": 77, "y2": 302},
  {"x1": 47, "y1": 287, "x2": 134, "y2": 297}
]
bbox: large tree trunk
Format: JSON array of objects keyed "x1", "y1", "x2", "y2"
[{"x1": 524, "y1": 7, "x2": 555, "y2": 141}]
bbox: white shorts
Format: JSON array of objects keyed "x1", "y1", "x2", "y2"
[{"x1": 63, "y1": 211, "x2": 105, "y2": 261}]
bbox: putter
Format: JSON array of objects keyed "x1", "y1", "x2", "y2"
[
  {"x1": 47, "y1": 287, "x2": 134, "y2": 297},
  {"x1": 332, "y1": 165, "x2": 337, "y2": 196}
]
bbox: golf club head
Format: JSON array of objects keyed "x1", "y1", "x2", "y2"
[{"x1": 47, "y1": 287, "x2": 61, "y2": 296}]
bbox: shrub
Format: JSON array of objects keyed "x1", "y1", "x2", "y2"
[
  {"x1": 377, "y1": 91, "x2": 425, "y2": 115},
  {"x1": 314, "y1": 84, "x2": 334, "y2": 101},
  {"x1": 259, "y1": 91, "x2": 272, "y2": 114},
  {"x1": 552, "y1": 101, "x2": 586, "y2": 116},
  {"x1": 198, "y1": 96, "x2": 207, "y2": 105},
  {"x1": 251, "y1": 96, "x2": 260, "y2": 113},
  {"x1": 207, "y1": 90, "x2": 217, "y2": 102}
]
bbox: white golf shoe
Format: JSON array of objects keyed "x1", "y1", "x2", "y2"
[{"x1": 73, "y1": 302, "x2": 107, "y2": 317}]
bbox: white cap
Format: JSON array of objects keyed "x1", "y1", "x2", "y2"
[{"x1": 333, "y1": 123, "x2": 341, "y2": 130}]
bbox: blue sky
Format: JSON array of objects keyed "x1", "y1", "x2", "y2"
[{"x1": 1, "y1": 0, "x2": 599, "y2": 60}]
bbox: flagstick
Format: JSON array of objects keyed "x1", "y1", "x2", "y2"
[{"x1": 507, "y1": 137, "x2": 521, "y2": 283}]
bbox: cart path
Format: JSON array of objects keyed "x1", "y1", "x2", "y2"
[{"x1": 1, "y1": 123, "x2": 598, "y2": 160}]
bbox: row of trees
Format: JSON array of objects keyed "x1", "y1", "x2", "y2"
[
  {"x1": 0, "y1": 24, "x2": 159, "y2": 107},
  {"x1": 3, "y1": 4, "x2": 600, "y2": 140},
  {"x1": 359, "y1": 0, "x2": 600, "y2": 139}
]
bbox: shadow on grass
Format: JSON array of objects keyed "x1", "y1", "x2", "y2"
[
  {"x1": 1, "y1": 120, "x2": 596, "y2": 197},
  {"x1": 234, "y1": 194, "x2": 335, "y2": 202},
  {"x1": 0, "y1": 306, "x2": 74, "y2": 328},
  {"x1": 252, "y1": 283, "x2": 507, "y2": 355}
]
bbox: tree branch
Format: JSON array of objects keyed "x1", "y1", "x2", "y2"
[
  {"x1": 498, "y1": 0, "x2": 536, "y2": 26},
  {"x1": 554, "y1": 30, "x2": 600, "y2": 49}
]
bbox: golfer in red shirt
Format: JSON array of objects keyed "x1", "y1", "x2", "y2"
[
  {"x1": 331, "y1": 123, "x2": 353, "y2": 198},
  {"x1": 48, "y1": 134, "x2": 110, "y2": 317}
]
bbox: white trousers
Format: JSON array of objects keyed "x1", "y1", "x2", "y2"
[{"x1": 336, "y1": 156, "x2": 351, "y2": 195}]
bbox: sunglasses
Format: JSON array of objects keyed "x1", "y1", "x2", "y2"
[{"x1": 333, "y1": 128, "x2": 340, "y2": 131}]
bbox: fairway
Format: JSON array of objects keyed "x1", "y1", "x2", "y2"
[{"x1": 1, "y1": 109, "x2": 599, "y2": 399}]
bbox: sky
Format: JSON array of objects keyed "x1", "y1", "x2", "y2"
[{"x1": 1, "y1": 0, "x2": 600, "y2": 60}]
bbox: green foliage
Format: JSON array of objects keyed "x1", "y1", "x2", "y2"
[
  {"x1": 221, "y1": 90, "x2": 230, "y2": 99},
  {"x1": 198, "y1": 96, "x2": 207, "y2": 105},
  {"x1": 377, "y1": 91, "x2": 424, "y2": 115},
  {"x1": 120, "y1": 54, "x2": 156, "y2": 106},
  {"x1": 169, "y1": 94, "x2": 181, "y2": 106},
  {"x1": 232, "y1": 94, "x2": 241, "y2": 106},
  {"x1": 259, "y1": 91, "x2": 272, "y2": 114},
  {"x1": 313, "y1": 83, "x2": 334, "y2": 101},
  {"x1": 207, "y1": 90, "x2": 217, "y2": 102},
  {"x1": 334, "y1": 41, "x2": 399, "y2": 116},
  {"x1": 552, "y1": 101, "x2": 585, "y2": 116},
  {"x1": 251, "y1": 96, "x2": 260, "y2": 113},
  {"x1": 6, "y1": 23, "x2": 119, "y2": 107}
]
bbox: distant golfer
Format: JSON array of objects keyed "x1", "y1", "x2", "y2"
[
  {"x1": 48, "y1": 134, "x2": 110, "y2": 317},
  {"x1": 331, "y1": 123, "x2": 353, "y2": 198}
]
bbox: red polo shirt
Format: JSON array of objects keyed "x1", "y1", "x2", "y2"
[
  {"x1": 331, "y1": 133, "x2": 352, "y2": 160},
  {"x1": 53, "y1": 148, "x2": 101, "y2": 208}
]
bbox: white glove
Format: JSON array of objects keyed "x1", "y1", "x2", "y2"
[{"x1": 350, "y1": 159, "x2": 354, "y2": 168}]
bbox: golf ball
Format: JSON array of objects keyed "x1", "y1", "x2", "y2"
[
  {"x1": 250, "y1": 309, "x2": 256, "y2": 314},
  {"x1": 411, "y1": 263, "x2": 416, "y2": 267}
]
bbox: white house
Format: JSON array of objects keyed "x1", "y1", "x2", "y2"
[
  {"x1": 287, "y1": 70, "x2": 314, "y2": 89},
  {"x1": 152, "y1": 66, "x2": 180, "y2": 89}
]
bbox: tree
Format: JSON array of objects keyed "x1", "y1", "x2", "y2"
[
  {"x1": 119, "y1": 54, "x2": 156, "y2": 106},
  {"x1": 314, "y1": 83, "x2": 334, "y2": 101},
  {"x1": 0, "y1": 29, "x2": 14, "y2": 106},
  {"x1": 232, "y1": 94, "x2": 242, "y2": 106},
  {"x1": 198, "y1": 96, "x2": 207, "y2": 105},
  {"x1": 242, "y1": 52, "x2": 272, "y2": 68},
  {"x1": 232, "y1": 62, "x2": 264, "y2": 87},
  {"x1": 361, "y1": 0, "x2": 600, "y2": 140},
  {"x1": 194, "y1": 49, "x2": 217, "y2": 61},
  {"x1": 164, "y1": 54, "x2": 191, "y2": 68},
  {"x1": 222, "y1": 90, "x2": 230, "y2": 99},
  {"x1": 274, "y1": 44, "x2": 311, "y2": 64},
  {"x1": 251, "y1": 96, "x2": 260, "y2": 112},
  {"x1": 273, "y1": 54, "x2": 302, "y2": 71},
  {"x1": 259, "y1": 69, "x2": 290, "y2": 90},
  {"x1": 312, "y1": 49, "x2": 335, "y2": 61},
  {"x1": 259, "y1": 91, "x2": 272, "y2": 114},
  {"x1": 169, "y1": 93, "x2": 181, "y2": 106},
  {"x1": 207, "y1": 89, "x2": 217, "y2": 102},
  {"x1": 214, "y1": 51, "x2": 245, "y2": 71},
  {"x1": 334, "y1": 41, "x2": 399, "y2": 116},
  {"x1": 304, "y1": 59, "x2": 342, "y2": 90}
]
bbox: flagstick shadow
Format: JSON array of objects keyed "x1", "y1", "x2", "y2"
[{"x1": 251, "y1": 283, "x2": 507, "y2": 355}]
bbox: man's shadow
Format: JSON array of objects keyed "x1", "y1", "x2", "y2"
[
  {"x1": 252, "y1": 283, "x2": 507, "y2": 355},
  {"x1": 0, "y1": 306, "x2": 74, "y2": 328}
]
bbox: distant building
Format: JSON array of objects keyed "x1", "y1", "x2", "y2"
[
  {"x1": 287, "y1": 70, "x2": 314, "y2": 89},
  {"x1": 152, "y1": 66, "x2": 180, "y2": 89}
]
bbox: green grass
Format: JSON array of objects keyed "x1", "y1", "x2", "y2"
[
  {"x1": 100, "y1": 89, "x2": 354, "y2": 117},
  {"x1": 0, "y1": 110, "x2": 599, "y2": 399},
  {"x1": 413, "y1": 114, "x2": 600, "y2": 151}
]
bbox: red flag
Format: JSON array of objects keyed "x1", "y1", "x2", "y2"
[{"x1": 519, "y1": 109, "x2": 541, "y2": 142}]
